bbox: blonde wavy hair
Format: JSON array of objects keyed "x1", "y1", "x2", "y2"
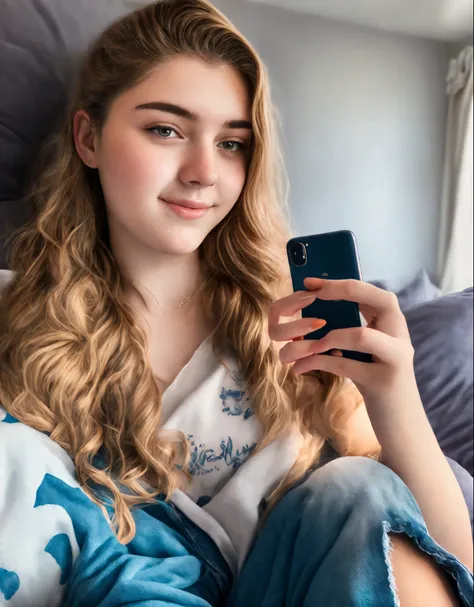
[{"x1": 0, "y1": 0, "x2": 377, "y2": 543}]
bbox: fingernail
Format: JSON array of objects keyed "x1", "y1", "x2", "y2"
[
  {"x1": 300, "y1": 291, "x2": 318, "y2": 300},
  {"x1": 311, "y1": 319, "x2": 327, "y2": 330}
]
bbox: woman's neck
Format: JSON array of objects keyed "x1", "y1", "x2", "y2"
[{"x1": 109, "y1": 221, "x2": 205, "y2": 313}]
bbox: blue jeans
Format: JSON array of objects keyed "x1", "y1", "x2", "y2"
[
  {"x1": 230, "y1": 456, "x2": 473, "y2": 606},
  {"x1": 66, "y1": 456, "x2": 473, "y2": 606}
]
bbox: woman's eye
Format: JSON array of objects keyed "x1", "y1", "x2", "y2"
[
  {"x1": 219, "y1": 140, "x2": 246, "y2": 153},
  {"x1": 147, "y1": 126, "x2": 179, "y2": 139}
]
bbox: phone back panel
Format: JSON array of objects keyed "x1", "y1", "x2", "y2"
[{"x1": 286, "y1": 230, "x2": 371, "y2": 362}]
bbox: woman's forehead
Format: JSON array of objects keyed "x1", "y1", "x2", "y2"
[{"x1": 111, "y1": 56, "x2": 252, "y2": 127}]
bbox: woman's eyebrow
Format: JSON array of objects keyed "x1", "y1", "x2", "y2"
[{"x1": 135, "y1": 101, "x2": 252, "y2": 130}]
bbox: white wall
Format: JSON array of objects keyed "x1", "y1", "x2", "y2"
[{"x1": 213, "y1": 0, "x2": 451, "y2": 289}]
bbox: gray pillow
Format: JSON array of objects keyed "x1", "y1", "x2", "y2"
[
  {"x1": 405, "y1": 288, "x2": 473, "y2": 475},
  {"x1": 0, "y1": 0, "x2": 142, "y2": 268},
  {"x1": 395, "y1": 269, "x2": 441, "y2": 310},
  {"x1": 371, "y1": 268, "x2": 441, "y2": 311}
]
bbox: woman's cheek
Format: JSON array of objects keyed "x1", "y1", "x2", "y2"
[{"x1": 101, "y1": 142, "x2": 172, "y2": 202}]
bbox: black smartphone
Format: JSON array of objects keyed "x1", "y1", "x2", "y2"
[{"x1": 286, "y1": 229, "x2": 372, "y2": 363}]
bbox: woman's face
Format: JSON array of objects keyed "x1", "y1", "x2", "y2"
[{"x1": 76, "y1": 56, "x2": 252, "y2": 254}]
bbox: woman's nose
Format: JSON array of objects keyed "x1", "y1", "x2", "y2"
[{"x1": 179, "y1": 144, "x2": 217, "y2": 187}]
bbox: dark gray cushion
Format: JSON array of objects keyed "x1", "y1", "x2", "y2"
[
  {"x1": 371, "y1": 269, "x2": 441, "y2": 311},
  {"x1": 405, "y1": 288, "x2": 473, "y2": 475},
  {"x1": 0, "y1": 0, "x2": 141, "y2": 268},
  {"x1": 396, "y1": 269, "x2": 441, "y2": 310}
]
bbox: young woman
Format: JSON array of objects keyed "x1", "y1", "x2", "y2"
[{"x1": 0, "y1": 1, "x2": 472, "y2": 605}]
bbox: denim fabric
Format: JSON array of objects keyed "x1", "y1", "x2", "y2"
[
  {"x1": 163, "y1": 501, "x2": 233, "y2": 604},
  {"x1": 229, "y1": 456, "x2": 474, "y2": 607},
  {"x1": 63, "y1": 456, "x2": 473, "y2": 605}
]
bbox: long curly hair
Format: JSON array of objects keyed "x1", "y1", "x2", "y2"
[{"x1": 0, "y1": 0, "x2": 377, "y2": 543}]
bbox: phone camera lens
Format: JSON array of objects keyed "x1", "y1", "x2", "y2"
[{"x1": 288, "y1": 242, "x2": 307, "y2": 267}]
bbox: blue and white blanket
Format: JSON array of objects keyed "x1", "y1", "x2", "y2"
[{"x1": 0, "y1": 407, "x2": 214, "y2": 607}]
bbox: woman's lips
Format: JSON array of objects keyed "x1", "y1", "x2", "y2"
[{"x1": 160, "y1": 198, "x2": 211, "y2": 219}]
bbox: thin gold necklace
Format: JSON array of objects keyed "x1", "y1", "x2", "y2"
[{"x1": 137, "y1": 277, "x2": 210, "y2": 315}]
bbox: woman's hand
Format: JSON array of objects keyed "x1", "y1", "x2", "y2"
[
  {"x1": 268, "y1": 276, "x2": 418, "y2": 407},
  {"x1": 269, "y1": 277, "x2": 474, "y2": 567}
]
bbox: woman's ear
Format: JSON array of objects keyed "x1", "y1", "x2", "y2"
[{"x1": 73, "y1": 109, "x2": 99, "y2": 168}]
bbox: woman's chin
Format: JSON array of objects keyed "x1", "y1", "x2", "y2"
[{"x1": 152, "y1": 232, "x2": 206, "y2": 256}]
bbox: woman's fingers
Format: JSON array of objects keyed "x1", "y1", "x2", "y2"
[
  {"x1": 269, "y1": 316, "x2": 326, "y2": 342},
  {"x1": 281, "y1": 326, "x2": 413, "y2": 365},
  {"x1": 279, "y1": 335, "x2": 324, "y2": 362},
  {"x1": 268, "y1": 290, "x2": 318, "y2": 324},
  {"x1": 303, "y1": 277, "x2": 396, "y2": 311},
  {"x1": 292, "y1": 351, "x2": 369, "y2": 383},
  {"x1": 303, "y1": 277, "x2": 409, "y2": 339},
  {"x1": 268, "y1": 290, "x2": 324, "y2": 341},
  {"x1": 314, "y1": 327, "x2": 411, "y2": 365}
]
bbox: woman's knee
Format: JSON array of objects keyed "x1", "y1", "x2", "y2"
[
  {"x1": 283, "y1": 455, "x2": 422, "y2": 528},
  {"x1": 245, "y1": 457, "x2": 471, "y2": 607}
]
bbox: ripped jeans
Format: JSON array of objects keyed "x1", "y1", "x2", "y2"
[
  {"x1": 230, "y1": 456, "x2": 473, "y2": 606},
  {"x1": 64, "y1": 456, "x2": 473, "y2": 607}
]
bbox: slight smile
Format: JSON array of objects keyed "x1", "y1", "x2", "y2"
[{"x1": 159, "y1": 197, "x2": 213, "y2": 219}]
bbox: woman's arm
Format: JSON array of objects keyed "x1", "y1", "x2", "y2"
[{"x1": 369, "y1": 380, "x2": 473, "y2": 572}]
